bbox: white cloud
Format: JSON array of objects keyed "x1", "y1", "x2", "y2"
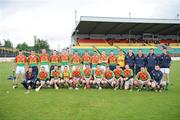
[{"x1": 0, "y1": 0, "x2": 180, "y2": 50}]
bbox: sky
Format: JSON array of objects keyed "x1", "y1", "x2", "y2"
[{"x1": 0, "y1": 0, "x2": 180, "y2": 50}]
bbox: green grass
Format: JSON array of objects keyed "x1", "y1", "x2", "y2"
[{"x1": 0, "y1": 62, "x2": 180, "y2": 120}]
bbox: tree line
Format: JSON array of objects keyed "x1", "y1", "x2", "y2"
[{"x1": 1, "y1": 36, "x2": 50, "y2": 53}]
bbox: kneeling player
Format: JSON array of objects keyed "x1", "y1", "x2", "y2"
[
  {"x1": 104, "y1": 66, "x2": 115, "y2": 89},
  {"x1": 121, "y1": 64, "x2": 133, "y2": 90},
  {"x1": 113, "y1": 65, "x2": 123, "y2": 90},
  {"x1": 94, "y1": 65, "x2": 104, "y2": 90},
  {"x1": 35, "y1": 66, "x2": 49, "y2": 92},
  {"x1": 61, "y1": 66, "x2": 71, "y2": 88},
  {"x1": 134, "y1": 67, "x2": 151, "y2": 91},
  {"x1": 21, "y1": 67, "x2": 36, "y2": 94},
  {"x1": 50, "y1": 65, "x2": 60, "y2": 90},
  {"x1": 71, "y1": 66, "x2": 82, "y2": 90},
  {"x1": 82, "y1": 65, "x2": 92, "y2": 89},
  {"x1": 151, "y1": 65, "x2": 165, "y2": 92}
]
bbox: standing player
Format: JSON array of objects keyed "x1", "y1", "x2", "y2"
[
  {"x1": 71, "y1": 51, "x2": 81, "y2": 71},
  {"x1": 82, "y1": 50, "x2": 91, "y2": 70},
  {"x1": 71, "y1": 66, "x2": 82, "y2": 90},
  {"x1": 39, "y1": 49, "x2": 49, "y2": 72},
  {"x1": 134, "y1": 67, "x2": 151, "y2": 91},
  {"x1": 35, "y1": 66, "x2": 49, "y2": 92},
  {"x1": 27, "y1": 50, "x2": 39, "y2": 77},
  {"x1": 49, "y1": 50, "x2": 59, "y2": 75},
  {"x1": 99, "y1": 50, "x2": 108, "y2": 72},
  {"x1": 135, "y1": 49, "x2": 146, "y2": 75},
  {"x1": 60, "y1": 49, "x2": 69, "y2": 71},
  {"x1": 113, "y1": 65, "x2": 123, "y2": 90},
  {"x1": 146, "y1": 48, "x2": 158, "y2": 77},
  {"x1": 50, "y1": 65, "x2": 61, "y2": 90},
  {"x1": 125, "y1": 49, "x2": 135, "y2": 72},
  {"x1": 94, "y1": 64, "x2": 104, "y2": 90},
  {"x1": 117, "y1": 49, "x2": 125, "y2": 69},
  {"x1": 82, "y1": 65, "x2": 92, "y2": 89},
  {"x1": 108, "y1": 50, "x2": 117, "y2": 71},
  {"x1": 159, "y1": 48, "x2": 171, "y2": 90},
  {"x1": 121, "y1": 64, "x2": 133, "y2": 90},
  {"x1": 150, "y1": 65, "x2": 165, "y2": 92},
  {"x1": 91, "y1": 51, "x2": 99, "y2": 72},
  {"x1": 13, "y1": 50, "x2": 26, "y2": 89},
  {"x1": 104, "y1": 66, "x2": 115, "y2": 89}
]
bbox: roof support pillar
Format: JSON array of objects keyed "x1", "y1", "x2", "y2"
[{"x1": 128, "y1": 31, "x2": 131, "y2": 43}]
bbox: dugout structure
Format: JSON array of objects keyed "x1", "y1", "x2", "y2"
[{"x1": 71, "y1": 16, "x2": 180, "y2": 56}]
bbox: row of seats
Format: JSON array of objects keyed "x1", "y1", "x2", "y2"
[
  {"x1": 77, "y1": 39, "x2": 179, "y2": 46},
  {"x1": 77, "y1": 39, "x2": 109, "y2": 46},
  {"x1": 72, "y1": 46, "x2": 180, "y2": 55}
]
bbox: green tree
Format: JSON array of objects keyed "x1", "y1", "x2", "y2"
[
  {"x1": 34, "y1": 38, "x2": 50, "y2": 53},
  {"x1": 16, "y1": 42, "x2": 29, "y2": 50},
  {"x1": 4, "y1": 39, "x2": 13, "y2": 48}
]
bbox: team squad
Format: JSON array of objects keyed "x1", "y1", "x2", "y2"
[{"x1": 13, "y1": 48, "x2": 171, "y2": 93}]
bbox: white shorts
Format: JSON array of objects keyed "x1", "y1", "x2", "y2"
[
  {"x1": 107, "y1": 78, "x2": 114, "y2": 84},
  {"x1": 160, "y1": 68, "x2": 170, "y2": 74},
  {"x1": 83, "y1": 64, "x2": 90, "y2": 70},
  {"x1": 160, "y1": 80, "x2": 167, "y2": 86},
  {"x1": 84, "y1": 77, "x2": 91, "y2": 82},
  {"x1": 72, "y1": 65, "x2": 76, "y2": 71},
  {"x1": 61, "y1": 65, "x2": 69, "y2": 71},
  {"x1": 100, "y1": 66, "x2": 106, "y2": 72},
  {"x1": 138, "y1": 80, "x2": 149, "y2": 85},
  {"x1": 92, "y1": 67, "x2": 97, "y2": 71},
  {"x1": 40, "y1": 65, "x2": 49, "y2": 72},
  {"x1": 124, "y1": 78, "x2": 133, "y2": 88},
  {"x1": 16, "y1": 66, "x2": 25, "y2": 74},
  {"x1": 95, "y1": 78, "x2": 101, "y2": 83}
]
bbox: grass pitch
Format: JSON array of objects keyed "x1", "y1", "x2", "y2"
[{"x1": 0, "y1": 62, "x2": 180, "y2": 120}]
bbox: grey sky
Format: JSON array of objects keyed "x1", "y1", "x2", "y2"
[{"x1": 0, "y1": 0, "x2": 180, "y2": 50}]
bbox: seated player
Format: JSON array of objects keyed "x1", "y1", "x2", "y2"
[
  {"x1": 150, "y1": 65, "x2": 165, "y2": 92},
  {"x1": 113, "y1": 65, "x2": 123, "y2": 90},
  {"x1": 61, "y1": 66, "x2": 71, "y2": 88},
  {"x1": 94, "y1": 64, "x2": 104, "y2": 90},
  {"x1": 35, "y1": 66, "x2": 49, "y2": 92},
  {"x1": 104, "y1": 66, "x2": 115, "y2": 89},
  {"x1": 71, "y1": 66, "x2": 82, "y2": 90},
  {"x1": 121, "y1": 64, "x2": 133, "y2": 90},
  {"x1": 21, "y1": 67, "x2": 36, "y2": 94},
  {"x1": 50, "y1": 65, "x2": 61, "y2": 90},
  {"x1": 82, "y1": 65, "x2": 92, "y2": 89},
  {"x1": 134, "y1": 67, "x2": 151, "y2": 91}
]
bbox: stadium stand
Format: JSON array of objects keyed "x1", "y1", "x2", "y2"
[
  {"x1": 72, "y1": 46, "x2": 94, "y2": 56},
  {"x1": 77, "y1": 39, "x2": 109, "y2": 46},
  {"x1": 71, "y1": 16, "x2": 180, "y2": 56},
  {"x1": 0, "y1": 47, "x2": 18, "y2": 57}
]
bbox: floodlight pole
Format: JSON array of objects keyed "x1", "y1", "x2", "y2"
[
  {"x1": 177, "y1": 14, "x2": 179, "y2": 20},
  {"x1": 75, "y1": 10, "x2": 78, "y2": 26},
  {"x1": 129, "y1": 12, "x2": 131, "y2": 18},
  {"x1": 128, "y1": 31, "x2": 131, "y2": 43},
  {"x1": 177, "y1": 31, "x2": 179, "y2": 45}
]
